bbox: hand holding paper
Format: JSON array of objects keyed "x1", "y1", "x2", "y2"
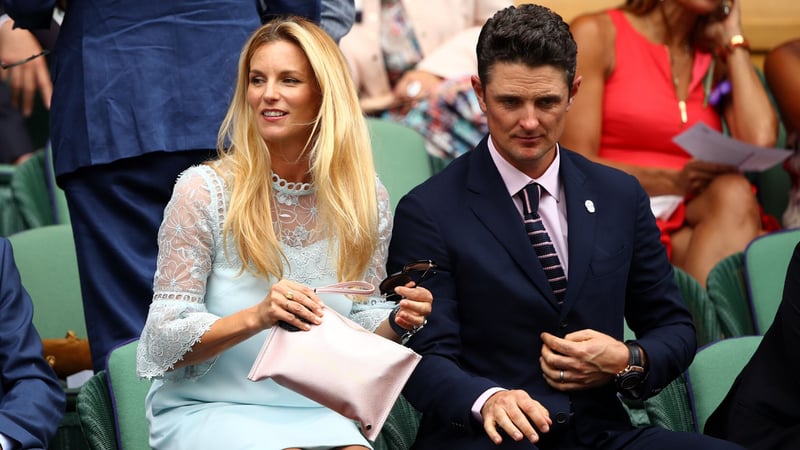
[{"x1": 672, "y1": 122, "x2": 791, "y2": 172}]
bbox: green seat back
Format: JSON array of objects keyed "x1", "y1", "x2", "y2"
[
  {"x1": 7, "y1": 224, "x2": 86, "y2": 339},
  {"x1": 367, "y1": 118, "x2": 432, "y2": 212},
  {"x1": 687, "y1": 336, "x2": 762, "y2": 433},
  {"x1": 706, "y1": 252, "x2": 754, "y2": 337},
  {"x1": 11, "y1": 150, "x2": 54, "y2": 228},
  {"x1": 744, "y1": 228, "x2": 800, "y2": 333},
  {"x1": 755, "y1": 164, "x2": 790, "y2": 227},
  {"x1": 643, "y1": 374, "x2": 694, "y2": 432},
  {"x1": 673, "y1": 265, "x2": 721, "y2": 346},
  {"x1": 0, "y1": 163, "x2": 26, "y2": 236},
  {"x1": 106, "y1": 339, "x2": 152, "y2": 450},
  {"x1": 372, "y1": 395, "x2": 421, "y2": 450},
  {"x1": 76, "y1": 370, "x2": 117, "y2": 450}
]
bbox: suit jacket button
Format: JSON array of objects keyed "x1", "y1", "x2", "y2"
[
  {"x1": 555, "y1": 412, "x2": 569, "y2": 424},
  {"x1": 559, "y1": 320, "x2": 568, "y2": 328}
]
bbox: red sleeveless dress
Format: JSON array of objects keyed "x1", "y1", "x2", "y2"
[{"x1": 600, "y1": 9, "x2": 777, "y2": 257}]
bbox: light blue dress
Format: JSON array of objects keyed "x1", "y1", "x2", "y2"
[{"x1": 136, "y1": 164, "x2": 395, "y2": 449}]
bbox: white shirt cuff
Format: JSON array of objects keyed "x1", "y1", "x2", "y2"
[{"x1": 471, "y1": 387, "x2": 507, "y2": 421}]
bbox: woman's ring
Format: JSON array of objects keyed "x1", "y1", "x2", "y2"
[
  {"x1": 559, "y1": 369, "x2": 565, "y2": 383},
  {"x1": 285, "y1": 291, "x2": 294, "y2": 300},
  {"x1": 406, "y1": 80, "x2": 422, "y2": 98}
]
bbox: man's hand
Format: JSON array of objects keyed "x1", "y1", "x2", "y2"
[
  {"x1": 540, "y1": 330, "x2": 629, "y2": 390},
  {"x1": 480, "y1": 389, "x2": 551, "y2": 445},
  {"x1": 0, "y1": 19, "x2": 53, "y2": 116}
]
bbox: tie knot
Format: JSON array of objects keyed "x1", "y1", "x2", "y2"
[{"x1": 518, "y1": 183, "x2": 541, "y2": 215}]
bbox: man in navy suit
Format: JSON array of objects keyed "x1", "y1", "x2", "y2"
[
  {"x1": 388, "y1": 4, "x2": 744, "y2": 449},
  {"x1": 0, "y1": 237, "x2": 64, "y2": 449}
]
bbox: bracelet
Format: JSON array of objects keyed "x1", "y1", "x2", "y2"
[
  {"x1": 718, "y1": 34, "x2": 750, "y2": 62},
  {"x1": 388, "y1": 305, "x2": 426, "y2": 345},
  {"x1": 388, "y1": 305, "x2": 409, "y2": 337}
]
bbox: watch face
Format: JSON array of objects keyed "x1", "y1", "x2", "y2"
[
  {"x1": 619, "y1": 373, "x2": 643, "y2": 389},
  {"x1": 617, "y1": 365, "x2": 645, "y2": 390}
]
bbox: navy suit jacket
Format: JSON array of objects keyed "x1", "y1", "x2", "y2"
[
  {"x1": 388, "y1": 138, "x2": 697, "y2": 449},
  {"x1": 3, "y1": 0, "x2": 262, "y2": 177},
  {"x1": 0, "y1": 238, "x2": 65, "y2": 449}
]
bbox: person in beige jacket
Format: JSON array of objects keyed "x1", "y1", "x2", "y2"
[{"x1": 340, "y1": 0, "x2": 509, "y2": 116}]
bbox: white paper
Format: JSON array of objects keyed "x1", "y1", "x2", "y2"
[
  {"x1": 650, "y1": 195, "x2": 683, "y2": 220},
  {"x1": 672, "y1": 122, "x2": 792, "y2": 172}
]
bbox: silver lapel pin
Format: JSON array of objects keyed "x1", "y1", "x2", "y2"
[{"x1": 585, "y1": 200, "x2": 596, "y2": 213}]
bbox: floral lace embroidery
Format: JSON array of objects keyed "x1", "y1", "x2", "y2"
[{"x1": 137, "y1": 164, "x2": 395, "y2": 380}]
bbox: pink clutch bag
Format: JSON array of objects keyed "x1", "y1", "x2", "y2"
[{"x1": 247, "y1": 281, "x2": 421, "y2": 441}]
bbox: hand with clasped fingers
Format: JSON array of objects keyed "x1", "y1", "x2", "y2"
[{"x1": 539, "y1": 330, "x2": 630, "y2": 391}]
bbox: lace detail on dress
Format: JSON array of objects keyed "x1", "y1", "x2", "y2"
[
  {"x1": 272, "y1": 172, "x2": 313, "y2": 205},
  {"x1": 272, "y1": 172, "x2": 324, "y2": 249},
  {"x1": 137, "y1": 164, "x2": 396, "y2": 380},
  {"x1": 137, "y1": 166, "x2": 223, "y2": 380}
]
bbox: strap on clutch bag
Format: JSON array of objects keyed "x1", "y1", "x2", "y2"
[{"x1": 314, "y1": 281, "x2": 375, "y2": 296}]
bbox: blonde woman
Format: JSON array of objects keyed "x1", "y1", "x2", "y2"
[{"x1": 136, "y1": 16, "x2": 432, "y2": 450}]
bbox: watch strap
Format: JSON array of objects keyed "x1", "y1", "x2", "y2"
[
  {"x1": 615, "y1": 341, "x2": 647, "y2": 399},
  {"x1": 626, "y1": 341, "x2": 643, "y2": 369}
]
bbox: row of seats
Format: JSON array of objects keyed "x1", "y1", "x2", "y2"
[
  {"x1": 627, "y1": 228, "x2": 800, "y2": 436},
  {"x1": 0, "y1": 144, "x2": 71, "y2": 237}
]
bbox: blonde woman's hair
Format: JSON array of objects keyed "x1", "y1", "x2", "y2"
[{"x1": 215, "y1": 16, "x2": 378, "y2": 283}]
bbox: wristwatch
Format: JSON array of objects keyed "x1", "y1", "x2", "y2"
[{"x1": 615, "y1": 341, "x2": 647, "y2": 400}]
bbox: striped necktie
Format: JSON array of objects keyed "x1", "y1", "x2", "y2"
[{"x1": 518, "y1": 183, "x2": 566, "y2": 303}]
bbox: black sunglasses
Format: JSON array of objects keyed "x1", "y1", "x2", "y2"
[{"x1": 379, "y1": 260, "x2": 437, "y2": 302}]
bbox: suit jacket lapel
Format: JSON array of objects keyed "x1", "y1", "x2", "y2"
[
  {"x1": 558, "y1": 150, "x2": 596, "y2": 316},
  {"x1": 466, "y1": 141, "x2": 561, "y2": 309}
]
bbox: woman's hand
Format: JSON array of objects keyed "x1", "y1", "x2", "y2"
[
  {"x1": 678, "y1": 159, "x2": 739, "y2": 196},
  {"x1": 701, "y1": 0, "x2": 744, "y2": 51},
  {"x1": 391, "y1": 70, "x2": 443, "y2": 115},
  {"x1": 390, "y1": 282, "x2": 433, "y2": 330},
  {"x1": 257, "y1": 280, "x2": 324, "y2": 331}
]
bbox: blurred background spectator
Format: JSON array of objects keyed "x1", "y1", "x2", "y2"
[
  {"x1": 560, "y1": 0, "x2": 780, "y2": 287},
  {"x1": 764, "y1": 38, "x2": 800, "y2": 228},
  {"x1": 340, "y1": 0, "x2": 509, "y2": 162}
]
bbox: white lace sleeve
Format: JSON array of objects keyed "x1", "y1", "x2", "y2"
[
  {"x1": 136, "y1": 166, "x2": 223, "y2": 380},
  {"x1": 350, "y1": 178, "x2": 395, "y2": 331}
]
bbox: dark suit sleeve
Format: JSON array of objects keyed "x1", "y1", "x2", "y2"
[
  {"x1": 1, "y1": 0, "x2": 55, "y2": 29},
  {"x1": 779, "y1": 242, "x2": 800, "y2": 374},
  {"x1": 389, "y1": 191, "x2": 497, "y2": 434},
  {"x1": 623, "y1": 181, "x2": 697, "y2": 396},
  {"x1": 0, "y1": 239, "x2": 65, "y2": 449}
]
